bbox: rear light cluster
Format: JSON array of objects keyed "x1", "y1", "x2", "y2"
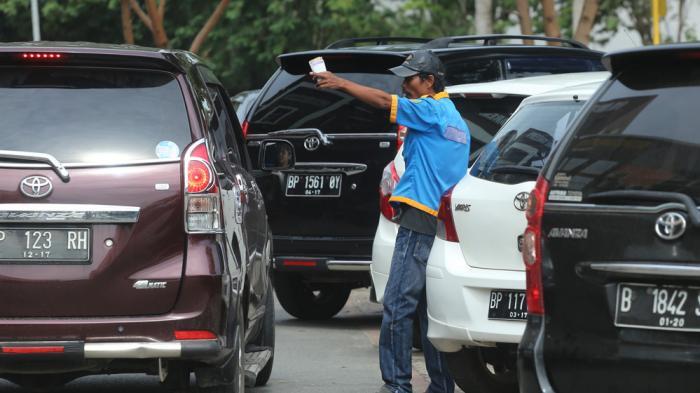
[
  {"x1": 184, "y1": 140, "x2": 223, "y2": 233},
  {"x1": 396, "y1": 125, "x2": 408, "y2": 149},
  {"x1": 379, "y1": 162, "x2": 400, "y2": 222},
  {"x1": 437, "y1": 187, "x2": 459, "y2": 242},
  {"x1": 522, "y1": 176, "x2": 550, "y2": 315}
]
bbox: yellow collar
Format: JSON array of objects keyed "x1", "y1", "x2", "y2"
[{"x1": 420, "y1": 91, "x2": 449, "y2": 100}]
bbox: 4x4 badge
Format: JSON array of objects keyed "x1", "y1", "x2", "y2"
[
  {"x1": 304, "y1": 136, "x2": 321, "y2": 151},
  {"x1": 514, "y1": 192, "x2": 530, "y2": 211},
  {"x1": 20, "y1": 176, "x2": 53, "y2": 198},
  {"x1": 655, "y1": 212, "x2": 686, "y2": 240}
]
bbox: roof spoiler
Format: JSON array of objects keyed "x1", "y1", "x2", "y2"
[
  {"x1": 0, "y1": 49, "x2": 184, "y2": 73},
  {"x1": 325, "y1": 36, "x2": 432, "y2": 49},
  {"x1": 603, "y1": 44, "x2": 700, "y2": 73},
  {"x1": 277, "y1": 50, "x2": 406, "y2": 75},
  {"x1": 421, "y1": 35, "x2": 588, "y2": 50}
]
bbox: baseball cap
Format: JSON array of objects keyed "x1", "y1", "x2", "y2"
[{"x1": 389, "y1": 50, "x2": 446, "y2": 79}]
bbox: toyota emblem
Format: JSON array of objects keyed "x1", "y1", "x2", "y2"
[
  {"x1": 20, "y1": 175, "x2": 53, "y2": 199},
  {"x1": 655, "y1": 212, "x2": 686, "y2": 241},
  {"x1": 304, "y1": 136, "x2": 321, "y2": 151},
  {"x1": 513, "y1": 192, "x2": 530, "y2": 211}
]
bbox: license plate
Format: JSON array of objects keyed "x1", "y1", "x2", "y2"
[
  {"x1": 0, "y1": 228, "x2": 91, "y2": 263},
  {"x1": 488, "y1": 290, "x2": 527, "y2": 320},
  {"x1": 615, "y1": 283, "x2": 700, "y2": 332},
  {"x1": 285, "y1": 174, "x2": 342, "y2": 197}
]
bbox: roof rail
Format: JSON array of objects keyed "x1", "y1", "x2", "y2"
[
  {"x1": 326, "y1": 36, "x2": 432, "y2": 49},
  {"x1": 421, "y1": 35, "x2": 588, "y2": 50}
]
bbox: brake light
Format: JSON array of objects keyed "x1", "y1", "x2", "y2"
[
  {"x1": 522, "y1": 176, "x2": 550, "y2": 315},
  {"x1": 21, "y1": 53, "x2": 63, "y2": 59},
  {"x1": 174, "y1": 330, "x2": 217, "y2": 340},
  {"x1": 397, "y1": 125, "x2": 407, "y2": 149},
  {"x1": 241, "y1": 120, "x2": 249, "y2": 139},
  {"x1": 379, "y1": 162, "x2": 400, "y2": 222},
  {"x1": 436, "y1": 187, "x2": 459, "y2": 242},
  {"x1": 184, "y1": 140, "x2": 222, "y2": 233}
]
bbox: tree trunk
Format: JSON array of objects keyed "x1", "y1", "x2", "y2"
[
  {"x1": 145, "y1": 0, "x2": 169, "y2": 48},
  {"x1": 574, "y1": 0, "x2": 598, "y2": 45},
  {"x1": 516, "y1": 0, "x2": 534, "y2": 44},
  {"x1": 677, "y1": 0, "x2": 685, "y2": 42},
  {"x1": 475, "y1": 0, "x2": 493, "y2": 34},
  {"x1": 189, "y1": 0, "x2": 231, "y2": 54},
  {"x1": 120, "y1": 0, "x2": 134, "y2": 44},
  {"x1": 541, "y1": 0, "x2": 561, "y2": 43}
]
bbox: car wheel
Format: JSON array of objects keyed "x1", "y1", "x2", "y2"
[
  {"x1": 199, "y1": 305, "x2": 245, "y2": 393},
  {"x1": 254, "y1": 286, "x2": 275, "y2": 386},
  {"x1": 446, "y1": 347, "x2": 518, "y2": 393},
  {"x1": 274, "y1": 272, "x2": 351, "y2": 320}
]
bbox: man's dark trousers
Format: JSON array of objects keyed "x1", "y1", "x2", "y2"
[{"x1": 379, "y1": 226, "x2": 455, "y2": 393}]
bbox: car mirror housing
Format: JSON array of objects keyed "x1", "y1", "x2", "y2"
[{"x1": 259, "y1": 140, "x2": 296, "y2": 171}]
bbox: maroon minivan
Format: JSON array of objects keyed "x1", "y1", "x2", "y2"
[{"x1": 0, "y1": 43, "x2": 281, "y2": 392}]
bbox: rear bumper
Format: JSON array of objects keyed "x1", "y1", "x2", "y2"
[
  {"x1": 273, "y1": 235, "x2": 373, "y2": 260},
  {"x1": 517, "y1": 315, "x2": 554, "y2": 393},
  {"x1": 426, "y1": 239, "x2": 526, "y2": 351},
  {"x1": 274, "y1": 257, "x2": 371, "y2": 272},
  {"x1": 370, "y1": 214, "x2": 399, "y2": 304}
]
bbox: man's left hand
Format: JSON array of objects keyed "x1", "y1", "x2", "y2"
[{"x1": 311, "y1": 71, "x2": 346, "y2": 90}]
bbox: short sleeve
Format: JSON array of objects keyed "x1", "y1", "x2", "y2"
[{"x1": 389, "y1": 95, "x2": 440, "y2": 133}]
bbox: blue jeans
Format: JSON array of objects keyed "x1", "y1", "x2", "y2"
[{"x1": 379, "y1": 226, "x2": 454, "y2": 393}]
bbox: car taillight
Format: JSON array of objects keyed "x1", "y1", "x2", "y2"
[
  {"x1": 437, "y1": 187, "x2": 459, "y2": 242},
  {"x1": 379, "y1": 162, "x2": 400, "y2": 222},
  {"x1": 21, "y1": 53, "x2": 63, "y2": 59},
  {"x1": 241, "y1": 120, "x2": 249, "y2": 139},
  {"x1": 397, "y1": 125, "x2": 407, "y2": 149},
  {"x1": 174, "y1": 330, "x2": 217, "y2": 340},
  {"x1": 522, "y1": 176, "x2": 550, "y2": 315},
  {"x1": 184, "y1": 139, "x2": 223, "y2": 234}
]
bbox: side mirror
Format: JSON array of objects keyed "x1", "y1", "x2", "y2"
[{"x1": 259, "y1": 140, "x2": 296, "y2": 171}]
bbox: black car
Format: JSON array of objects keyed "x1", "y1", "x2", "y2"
[
  {"x1": 519, "y1": 44, "x2": 700, "y2": 393},
  {"x1": 245, "y1": 35, "x2": 605, "y2": 320},
  {"x1": 0, "y1": 42, "x2": 283, "y2": 393}
]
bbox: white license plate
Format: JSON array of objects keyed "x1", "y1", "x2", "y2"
[{"x1": 0, "y1": 227, "x2": 91, "y2": 263}]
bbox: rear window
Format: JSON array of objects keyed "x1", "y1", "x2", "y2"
[
  {"x1": 471, "y1": 100, "x2": 585, "y2": 185},
  {"x1": 505, "y1": 57, "x2": 604, "y2": 78},
  {"x1": 550, "y1": 66, "x2": 700, "y2": 200},
  {"x1": 0, "y1": 67, "x2": 191, "y2": 164},
  {"x1": 451, "y1": 95, "x2": 525, "y2": 164},
  {"x1": 249, "y1": 71, "x2": 402, "y2": 134}
]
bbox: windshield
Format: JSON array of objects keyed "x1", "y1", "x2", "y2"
[
  {"x1": 471, "y1": 100, "x2": 585, "y2": 185},
  {"x1": 0, "y1": 67, "x2": 191, "y2": 164}
]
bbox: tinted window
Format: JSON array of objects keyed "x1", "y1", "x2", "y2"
[
  {"x1": 208, "y1": 84, "x2": 242, "y2": 165},
  {"x1": 471, "y1": 100, "x2": 585, "y2": 184},
  {"x1": 444, "y1": 59, "x2": 502, "y2": 85},
  {"x1": 249, "y1": 71, "x2": 402, "y2": 134},
  {"x1": 0, "y1": 67, "x2": 191, "y2": 164},
  {"x1": 505, "y1": 57, "x2": 604, "y2": 78},
  {"x1": 451, "y1": 95, "x2": 525, "y2": 164},
  {"x1": 551, "y1": 66, "x2": 700, "y2": 200}
]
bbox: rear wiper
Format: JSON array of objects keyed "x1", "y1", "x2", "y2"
[
  {"x1": 588, "y1": 190, "x2": 700, "y2": 227},
  {"x1": 490, "y1": 165, "x2": 540, "y2": 177},
  {"x1": 0, "y1": 150, "x2": 70, "y2": 182}
]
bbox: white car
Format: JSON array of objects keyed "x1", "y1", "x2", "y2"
[
  {"x1": 371, "y1": 72, "x2": 610, "y2": 303},
  {"x1": 425, "y1": 80, "x2": 606, "y2": 393}
]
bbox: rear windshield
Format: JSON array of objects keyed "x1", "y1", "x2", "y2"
[
  {"x1": 0, "y1": 67, "x2": 191, "y2": 164},
  {"x1": 249, "y1": 71, "x2": 402, "y2": 134},
  {"x1": 451, "y1": 95, "x2": 525, "y2": 164},
  {"x1": 550, "y1": 66, "x2": 700, "y2": 200},
  {"x1": 471, "y1": 100, "x2": 585, "y2": 185}
]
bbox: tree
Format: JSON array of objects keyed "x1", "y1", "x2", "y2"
[
  {"x1": 515, "y1": 0, "x2": 535, "y2": 37},
  {"x1": 541, "y1": 0, "x2": 562, "y2": 40},
  {"x1": 476, "y1": 0, "x2": 494, "y2": 34},
  {"x1": 574, "y1": 0, "x2": 599, "y2": 44}
]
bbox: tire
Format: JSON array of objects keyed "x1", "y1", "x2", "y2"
[
  {"x1": 199, "y1": 305, "x2": 245, "y2": 393},
  {"x1": 162, "y1": 361, "x2": 191, "y2": 392},
  {"x1": 254, "y1": 286, "x2": 275, "y2": 386},
  {"x1": 274, "y1": 273, "x2": 351, "y2": 320},
  {"x1": 446, "y1": 347, "x2": 518, "y2": 393}
]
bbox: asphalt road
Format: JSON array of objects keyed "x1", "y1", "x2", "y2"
[{"x1": 0, "y1": 289, "x2": 462, "y2": 393}]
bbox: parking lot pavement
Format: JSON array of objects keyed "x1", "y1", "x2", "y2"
[{"x1": 0, "y1": 289, "x2": 462, "y2": 392}]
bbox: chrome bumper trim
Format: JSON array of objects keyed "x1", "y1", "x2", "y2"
[
  {"x1": 0, "y1": 204, "x2": 140, "y2": 224},
  {"x1": 588, "y1": 262, "x2": 700, "y2": 277},
  {"x1": 84, "y1": 342, "x2": 181, "y2": 359},
  {"x1": 326, "y1": 260, "x2": 372, "y2": 271}
]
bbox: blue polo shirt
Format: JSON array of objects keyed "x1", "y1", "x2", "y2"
[{"x1": 389, "y1": 92, "x2": 470, "y2": 216}]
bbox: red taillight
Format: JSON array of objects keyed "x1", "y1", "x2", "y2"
[
  {"x1": 397, "y1": 125, "x2": 407, "y2": 149},
  {"x1": 522, "y1": 176, "x2": 550, "y2": 315},
  {"x1": 174, "y1": 330, "x2": 217, "y2": 340},
  {"x1": 379, "y1": 162, "x2": 400, "y2": 222},
  {"x1": 282, "y1": 259, "x2": 318, "y2": 267},
  {"x1": 184, "y1": 140, "x2": 222, "y2": 233},
  {"x1": 186, "y1": 143, "x2": 215, "y2": 194},
  {"x1": 241, "y1": 120, "x2": 249, "y2": 139},
  {"x1": 437, "y1": 187, "x2": 459, "y2": 242},
  {"x1": 1, "y1": 346, "x2": 64, "y2": 354},
  {"x1": 21, "y1": 53, "x2": 63, "y2": 59}
]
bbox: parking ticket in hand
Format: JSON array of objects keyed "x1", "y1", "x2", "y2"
[{"x1": 309, "y1": 56, "x2": 327, "y2": 73}]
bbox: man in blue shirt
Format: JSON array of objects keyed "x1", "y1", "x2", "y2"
[{"x1": 313, "y1": 50, "x2": 470, "y2": 393}]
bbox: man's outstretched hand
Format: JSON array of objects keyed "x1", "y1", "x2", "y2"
[
  {"x1": 310, "y1": 71, "x2": 393, "y2": 111},
  {"x1": 311, "y1": 72, "x2": 346, "y2": 90}
]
